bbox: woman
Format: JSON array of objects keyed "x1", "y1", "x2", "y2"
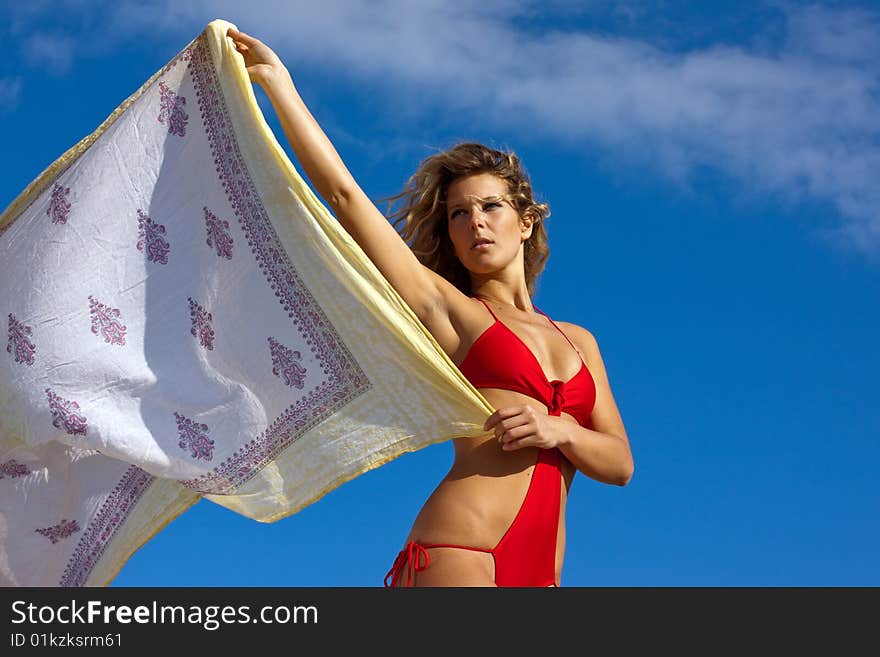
[{"x1": 227, "y1": 27, "x2": 634, "y2": 587}]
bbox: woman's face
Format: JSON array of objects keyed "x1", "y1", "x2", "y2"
[{"x1": 445, "y1": 173, "x2": 532, "y2": 275}]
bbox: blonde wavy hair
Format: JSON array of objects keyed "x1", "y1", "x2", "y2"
[{"x1": 386, "y1": 142, "x2": 550, "y2": 296}]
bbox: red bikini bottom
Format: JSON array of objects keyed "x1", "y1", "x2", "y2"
[{"x1": 384, "y1": 448, "x2": 562, "y2": 587}]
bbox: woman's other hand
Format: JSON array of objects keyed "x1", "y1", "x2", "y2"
[
  {"x1": 226, "y1": 27, "x2": 289, "y2": 89},
  {"x1": 483, "y1": 405, "x2": 573, "y2": 452}
]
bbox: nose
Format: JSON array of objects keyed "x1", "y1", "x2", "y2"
[{"x1": 468, "y1": 208, "x2": 487, "y2": 227}]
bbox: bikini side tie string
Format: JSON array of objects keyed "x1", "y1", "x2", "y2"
[{"x1": 383, "y1": 540, "x2": 430, "y2": 587}]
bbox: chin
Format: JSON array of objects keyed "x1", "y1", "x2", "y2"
[{"x1": 457, "y1": 249, "x2": 515, "y2": 275}]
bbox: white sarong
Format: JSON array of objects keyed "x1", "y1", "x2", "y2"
[{"x1": 0, "y1": 19, "x2": 492, "y2": 586}]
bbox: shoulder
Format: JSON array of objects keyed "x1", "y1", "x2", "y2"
[
  {"x1": 553, "y1": 321, "x2": 600, "y2": 363},
  {"x1": 554, "y1": 320, "x2": 595, "y2": 343}
]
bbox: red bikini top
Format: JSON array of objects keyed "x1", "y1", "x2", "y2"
[{"x1": 458, "y1": 297, "x2": 596, "y2": 428}]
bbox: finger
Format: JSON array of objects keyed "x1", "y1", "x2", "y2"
[
  {"x1": 225, "y1": 32, "x2": 246, "y2": 51},
  {"x1": 484, "y1": 406, "x2": 529, "y2": 430},
  {"x1": 493, "y1": 415, "x2": 531, "y2": 439},
  {"x1": 501, "y1": 436, "x2": 535, "y2": 451},
  {"x1": 484, "y1": 408, "x2": 516, "y2": 430},
  {"x1": 499, "y1": 425, "x2": 534, "y2": 445},
  {"x1": 227, "y1": 28, "x2": 259, "y2": 46}
]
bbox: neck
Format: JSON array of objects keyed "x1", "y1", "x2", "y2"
[
  {"x1": 471, "y1": 281, "x2": 533, "y2": 313},
  {"x1": 466, "y1": 246, "x2": 532, "y2": 311}
]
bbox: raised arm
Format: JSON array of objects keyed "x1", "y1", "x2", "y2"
[{"x1": 226, "y1": 28, "x2": 460, "y2": 326}]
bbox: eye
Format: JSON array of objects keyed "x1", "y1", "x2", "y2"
[
  {"x1": 449, "y1": 209, "x2": 466, "y2": 219},
  {"x1": 483, "y1": 202, "x2": 502, "y2": 211}
]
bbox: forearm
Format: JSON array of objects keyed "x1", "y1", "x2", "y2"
[
  {"x1": 557, "y1": 424, "x2": 634, "y2": 486},
  {"x1": 261, "y1": 68, "x2": 359, "y2": 210},
  {"x1": 245, "y1": 54, "x2": 441, "y2": 317}
]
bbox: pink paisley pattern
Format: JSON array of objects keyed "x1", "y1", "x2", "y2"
[
  {"x1": 46, "y1": 183, "x2": 72, "y2": 225},
  {"x1": 188, "y1": 297, "x2": 214, "y2": 350},
  {"x1": 174, "y1": 412, "x2": 214, "y2": 461},
  {"x1": 159, "y1": 45, "x2": 192, "y2": 76},
  {"x1": 136, "y1": 209, "x2": 170, "y2": 264},
  {"x1": 88, "y1": 295, "x2": 127, "y2": 346},
  {"x1": 0, "y1": 459, "x2": 30, "y2": 479},
  {"x1": 6, "y1": 313, "x2": 36, "y2": 366},
  {"x1": 269, "y1": 337, "x2": 307, "y2": 389},
  {"x1": 204, "y1": 206, "x2": 234, "y2": 259},
  {"x1": 35, "y1": 519, "x2": 81, "y2": 544},
  {"x1": 158, "y1": 80, "x2": 188, "y2": 137},
  {"x1": 267, "y1": 246, "x2": 284, "y2": 264},
  {"x1": 46, "y1": 388, "x2": 88, "y2": 436}
]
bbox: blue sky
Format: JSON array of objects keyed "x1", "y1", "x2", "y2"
[{"x1": 2, "y1": 1, "x2": 878, "y2": 586}]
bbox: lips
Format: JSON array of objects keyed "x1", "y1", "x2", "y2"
[{"x1": 471, "y1": 238, "x2": 493, "y2": 250}]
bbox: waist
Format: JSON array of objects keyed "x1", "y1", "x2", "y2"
[
  {"x1": 449, "y1": 435, "x2": 543, "y2": 475},
  {"x1": 408, "y1": 443, "x2": 567, "y2": 547}
]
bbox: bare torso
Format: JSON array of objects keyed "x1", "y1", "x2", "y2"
[{"x1": 401, "y1": 296, "x2": 589, "y2": 586}]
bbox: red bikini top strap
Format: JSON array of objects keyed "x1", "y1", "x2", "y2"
[
  {"x1": 535, "y1": 307, "x2": 582, "y2": 357},
  {"x1": 473, "y1": 296, "x2": 500, "y2": 321}
]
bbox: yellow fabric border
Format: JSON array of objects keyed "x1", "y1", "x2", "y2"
[{"x1": 96, "y1": 484, "x2": 201, "y2": 587}]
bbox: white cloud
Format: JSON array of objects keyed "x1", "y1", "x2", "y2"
[
  {"x1": 11, "y1": 1, "x2": 880, "y2": 252},
  {"x1": 168, "y1": 0, "x2": 880, "y2": 254},
  {"x1": 23, "y1": 34, "x2": 75, "y2": 75},
  {"x1": 0, "y1": 78, "x2": 22, "y2": 112}
]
